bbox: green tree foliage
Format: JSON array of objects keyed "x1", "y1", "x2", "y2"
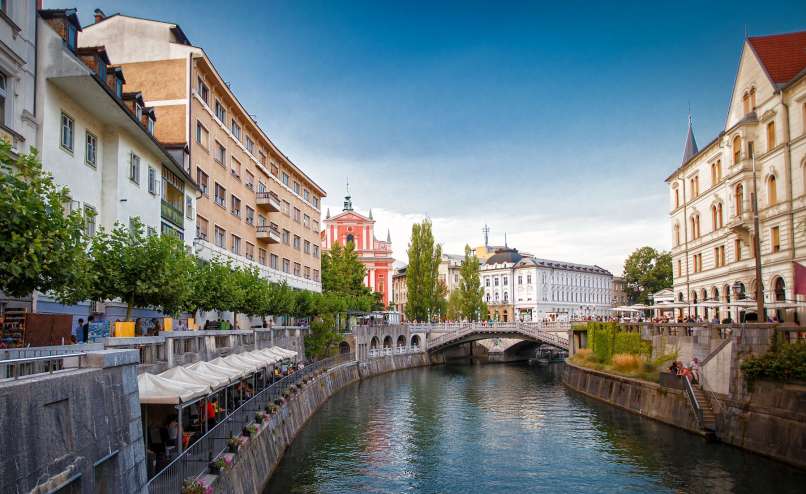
[
  {"x1": 321, "y1": 242, "x2": 367, "y2": 296},
  {"x1": 304, "y1": 313, "x2": 342, "y2": 359},
  {"x1": 458, "y1": 245, "x2": 485, "y2": 320},
  {"x1": 88, "y1": 218, "x2": 196, "y2": 319},
  {"x1": 0, "y1": 143, "x2": 89, "y2": 302},
  {"x1": 446, "y1": 289, "x2": 463, "y2": 321},
  {"x1": 622, "y1": 246, "x2": 672, "y2": 304},
  {"x1": 583, "y1": 322, "x2": 652, "y2": 363},
  {"x1": 405, "y1": 219, "x2": 442, "y2": 321},
  {"x1": 741, "y1": 342, "x2": 806, "y2": 383}
]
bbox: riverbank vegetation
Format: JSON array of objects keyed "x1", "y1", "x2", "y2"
[{"x1": 741, "y1": 341, "x2": 806, "y2": 383}]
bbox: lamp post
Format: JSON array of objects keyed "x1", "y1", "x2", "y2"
[{"x1": 750, "y1": 148, "x2": 766, "y2": 320}]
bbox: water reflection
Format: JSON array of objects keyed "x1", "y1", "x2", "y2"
[{"x1": 265, "y1": 364, "x2": 806, "y2": 494}]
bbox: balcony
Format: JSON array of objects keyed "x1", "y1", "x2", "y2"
[
  {"x1": 256, "y1": 224, "x2": 281, "y2": 244},
  {"x1": 256, "y1": 191, "x2": 281, "y2": 212},
  {"x1": 161, "y1": 200, "x2": 184, "y2": 228}
]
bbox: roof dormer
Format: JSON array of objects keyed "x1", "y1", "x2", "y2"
[
  {"x1": 39, "y1": 8, "x2": 82, "y2": 52},
  {"x1": 75, "y1": 46, "x2": 111, "y2": 83},
  {"x1": 106, "y1": 66, "x2": 125, "y2": 98}
]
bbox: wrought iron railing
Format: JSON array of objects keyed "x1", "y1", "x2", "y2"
[
  {"x1": 682, "y1": 374, "x2": 704, "y2": 428},
  {"x1": 146, "y1": 352, "x2": 355, "y2": 494}
]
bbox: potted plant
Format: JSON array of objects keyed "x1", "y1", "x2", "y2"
[
  {"x1": 181, "y1": 479, "x2": 205, "y2": 494},
  {"x1": 274, "y1": 398, "x2": 283, "y2": 406},
  {"x1": 245, "y1": 423, "x2": 258, "y2": 438},
  {"x1": 255, "y1": 412, "x2": 265, "y2": 424},
  {"x1": 227, "y1": 435, "x2": 240, "y2": 453},
  {"x1": 208, "y1": 457, "x2": 227, "y2": 475}
]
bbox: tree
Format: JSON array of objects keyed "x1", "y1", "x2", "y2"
[
  {"x1": 88, "y1": 218, "x2": 196, "y2": 320},
  {"x1": 321, "y1": 242, "x2": 367, "y2": 297},
  {"x1": 622, "y1": 246, "x2": 673, "y2": 305},
  {"x1": 0, "y1": 143, "x2": 90, "y2": 302},
  {"x1": 446, "y1": 288, "x2": 463, "y2": 321},
  {"x1": 405, "y1": 219, "x2": 442, "y2": 322},
  {"x1": 304, "y1": 313, "x2": 342, "y2": 359},
  {"x1": 458, "y1": 244, "x2": 486, "y2": 320}
]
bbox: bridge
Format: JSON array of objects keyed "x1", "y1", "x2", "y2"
[{"x1": 405, "y1": 322, "x2": 570, "y2": 353}]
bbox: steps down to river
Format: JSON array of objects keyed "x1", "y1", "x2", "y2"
[{"x1": 690, "y1": 383, "x2": 716, "y2": 432}]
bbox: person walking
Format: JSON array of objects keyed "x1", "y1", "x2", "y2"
[
  {"x1": 82, "y1": 316, "x2": 94, "y2": 343},
  {"x1": 74, "y1": 318, "x2": 84, "y2": 344},
  {"x1": 689, "y1": 357, "x2": 701, "y2": 384}
]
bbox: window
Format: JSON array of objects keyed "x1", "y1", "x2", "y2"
[
  {"x1": 148, "y1": 166, "x2": 157, "y2": 195},
  {"x1": 129, "y1": 153, "x2": 140, "y2": 184},
  {"x1": 711, "y1": 204, "x2": 723, "y2": 230},
  {"x1": 186, "y1": 195, "x2": 193, "y2": 219},
  {"x1": 214, "y1": 183, "x2": 226, "y2": 207},
  {"x1": 147, "y1": 226, "x2": 157, "y2": 237},
  {"x1": 84, "y1": 204, "x2": 96, "y2": 237},
  {"x1": 257, "y1": 214, "x2": 266, "y2": 227},
  {"x1": 313, "y1": 196, "x2": 319, "y2": 208},
  {"x1": 742, "y1": 91, "x2": 750, "y2": 114},
  {"x1": 231, "y1": 234, "x2": 241, "y2": 255},
  {"x1": 214, "y1": 225, "x2": 226, "y2": 248},
  {"x1": 231, "y1": 119, "x2": 241, "y2": 140},
  {"x1": 214, "y1": 100, "x2": 226, "y2": 122},
  {"x1": 294, "y1": 263, "x2": 301, "y2": 276},
  {"x1": 303, "y1": 214, "x2": 310, "y2": 228},
  {"x1": 494, "y1": 277, "x2": 499, "y2": 287},
  {"x1": 735, "y1": 183, "x2": 744, "y2": 215},
  {"x1": 214, "y1": 141, "x2": 225, "y2": 165},
  {"x1": 768, "y1": 175, "x2": 778, "y2": 206},
  {"x1": 677, "y1": 259, "x2": 682, "y2": 277},
  {"x1": 282, "y1": 172, "x2": 289, "y2": 186},
  {"x1": 282, "y1": 258, "x2": 290, "y2": 273},
  {"x1": 271, "y1": 164, "x2": 278, "y2": 176},
  {"x1": 197, "y1": 77, "x2": 209, "y2": 104},
  {"x1": 674, "y1": 223, "x2": 681, "y2": 246},
  {"x1": 196, "y1": 215, "x2": 208, "y2": 240},
  {"x1": 503, "y1": 276, "x2": 508, "y2": 286},
  {"x1": 260, "y1": 152, "x2": 267, "y2": 166},
  {"x1": 767, "y1": 121, "x2": 776, "y2": 151},
  {"x1": 245, "y1": 242, "x2": 254, "y2": 260},
  {"x1": 750, "y1": 87, "x2": 756, "y2": 109},
  {"x1": 313, "y1": 269, "x2": 320, "y2": 282},
  {"x1": 245, "y1": 170, "x2": 254, "y2": 190},
  {"x1": 732, "y1": 136, "x2": 741, "y2": 164},
  {"x1": 246, "y1": 137, "x2": 254, "y2": 154},
  {"x1": 197, "y1": 168, "x2": 209, "y2": 196},
  {"x1": 196, "y1": 121, "x2": 209, "y2": 148},
  {"x1": 135, "y1": 103, "x2": 143, "y2": 122},
  {"x1": 735, "y1": 238, "x2": 742, "y2": 262},
  {"x1": 270, "y1": 254, "x2": 278, "y2": 269},
  {"x1": 293, "y1": 181, "x2": 300, "y2": 195},
  {"x1": 710, "y1": 160, "x2": 721, "y2": 185},
  {"x1": 282, "y1": 200, "x2": 290, "y2": 215},
  {"x1": 67, "y1": 22, "x2": 77, "y2": 51},
  {"x1": 293, "y1": 207, "x2": 301, "y2": 223},
  {"x1": 231, "y1": 157, "x2": 241, "y2": 179},
  {"x1": 282, "y1": 229, "x2": 290, "y2": 245},
  {"x1": 772, "y1": 226, "x2": 781, "y2": 253},
  {"x1": 85, "y1": 132, "x2": 97, "y2": 167},
  {"x1": 517, "y1": 275, "x2": 522, "y2": 285},
  {"x1": 0, "y1": 73, "x2": 6, "y2": 126},
  {"x1": 693, "y1": 253, "x2": 703, "y2": 273},
  {"x1": 258, "y1": 248, "x2": 266, "y2": 265},
  {"x1": 303, "y1": 189, "x2": 310, "y2": 201},
  {"x1": 231, "y1": 195, "x2": 241, "y2": 218},
  {"x1": 690, "y1": 214, "x2": 700, "y2": 239},
  {"x1": 304, "y1": 240, "x2": 311, "y2": 254},
  {"x1": 674, "y1": 187, "x2": 679, "y2": 209},
  {"x1": 313, "y1": 220, "x2": 319, "y2": 232},
  {"x1": 313, "y1": 245, "x2": 319, "y2": 258},
  {"x1": 293, "y1": 235, "x2": 301, "y2": 250},
  {"x1": 714, "y1": 245, "x2": 726, "y2": 267},
  {"x1": 689, "y1": 175, "x2": 699, "y2": 198},
  {"x1": 257, "y1": 180, "x2": 266, "y2": 193},
  {"x1": 245, "y1": 206, "x2": 254, "y2": 225},
  {"x1": 60, "y1": 112, "x2": 74, "y2": 152}
]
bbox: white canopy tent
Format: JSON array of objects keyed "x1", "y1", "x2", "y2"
[
  {"x1": 160, "y1": 365, "x2": 228, "y2": 391},
  {"x1": 187, "y1": 360, "x2": 245, "y2": 382},
  {"x1": 259, "y1": 347, "x2": 290, "y2": 361},
  {"x1": 223, "y1": 354, "x2": 264, "y2": 372},
  {"x1": 247, "y1": 350, "x2": 281, "y2": 366},
  {"x1": 211, "y1": 356, "x2": 257, "y2": 374},
  {"x1": 269, "y1": 346, "x2": 297, "y2": 358},
  {"x1": 137, "y1": 373, "x2": 209, "y2": 405}
]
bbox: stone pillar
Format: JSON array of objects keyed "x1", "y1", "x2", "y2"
[{"x1": 165, "y1": 337, "x2": 174, "y2": 368}]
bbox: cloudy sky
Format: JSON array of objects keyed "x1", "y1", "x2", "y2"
[{"x1": 59, "y1": 0, "x2": 806, "y2": 273}]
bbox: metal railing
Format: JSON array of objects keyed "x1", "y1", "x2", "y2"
[
  {"x1": 367, "y1": 346, "x2": 421, "y2": 358},
  {"x1": 682, "y1": 374, "x2": 704, "y2": 429},
  {"x1": 146, "y1": 352, "x2": 355, "y2": 494},
  {"x1": 423, "y1": 322, "x2": 570, "y2": 351},
  {"x1": 0, "y1": 352, "x2": 86, "y2": 379}
]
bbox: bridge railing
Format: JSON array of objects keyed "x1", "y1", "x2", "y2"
[
  {"x1": 367, "y1": 346, "x2": 423, "y2": 358},
  {"x1": 423, "y1": 322, "x2": 569, "y2": 351}
]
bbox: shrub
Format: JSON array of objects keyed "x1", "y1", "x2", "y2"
[
  {"x1": 611, "y1": 353, "x2": 644, "y2": 372},
  {"x1": 181, "y1": 479, "x2": 205, "y2": 494},
  {"x1": 741, "y1": 342, "x2": 806, "y2": 383}
]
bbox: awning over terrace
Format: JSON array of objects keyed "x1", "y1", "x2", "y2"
[
  {"x1": 186, "y1": 360, "x2": 243, "y2": 382},
  {"x1": 159, "y1": 365, "x2": 228, "y2": 391},
  {"x1": 137, "y1": 373, "x2": 209, "y2": 405}
]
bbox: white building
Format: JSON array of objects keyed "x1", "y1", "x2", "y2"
[
  {"x1": 439, "y1": 253, "x2": 464, "y2": 295},
  {"x1": 667, "y1": 30, "x2": 806, "y2": 322},
  {"x1": 34, "y1": 9, "x2": 197, "y2": 319},
  {"x1": 0, "y1": 0, "x2": 37, "y2": 156},
  {"x1": 514, "y1": 257, "x2": 613, "y2": 321}
]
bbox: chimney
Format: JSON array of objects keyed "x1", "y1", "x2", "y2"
[{"x1": 94, "y1": 9, "x2": 105, "y2": 24}]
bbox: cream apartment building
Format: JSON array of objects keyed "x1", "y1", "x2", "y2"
[
  {"x1": 667, "y1": 31, "x2": 806, "y2": 322},
  {"x1": 80, "y1": 11, "x2": 325, "y2": 293}
]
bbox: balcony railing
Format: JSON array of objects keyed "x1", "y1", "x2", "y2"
[
  {"x1": 256, "y1": 224, "x2": 281, "y2": 244},
  {"x1": 256, "y1": 191, "x2": 281, "y2": 212},
  {"x1": 161, "y1": 200, "x2": 184, "y2": 227}
]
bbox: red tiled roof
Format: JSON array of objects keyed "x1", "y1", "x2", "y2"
[{"x1": 747, "y1": 30, "x2": 806, "y2": 85}]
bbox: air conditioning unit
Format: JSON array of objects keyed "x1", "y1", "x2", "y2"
[{"x1": 90, "y1": 301, "x2": 106, "y2": 314}]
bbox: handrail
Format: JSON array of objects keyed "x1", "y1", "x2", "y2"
[
  {"x1": 682, "y1": 374, "x2": 704, "y2": 429},
  {"x1": 0, "y1": 352, "x2": 86, "y2": 379},
  {"x1": 423, "y1": 322, "x2": 569, "y2": 351},
  {"x1": 146, "y1": 353, "x2": 355, "y2": 493}
]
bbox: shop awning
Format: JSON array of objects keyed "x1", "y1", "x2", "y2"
[
  {"x1": 247, "y1": 350, "x2": 281, "y2": 366},
  {"x1": 138, "y1": 373, "x2": 209, "y2": 405},
  {"x1": 210, "y1": 356, "x2": 256, "y2": 375},
  {"x1": 231, "y1": 351, "x2": 269, "y2": 369},
  {"x1": 269, "y1": 346, "x2": 297, "y2": 358},
  {"x1": 160, "y1": 365, "x2": 228, "y2": 391},
  {"x1": 186, "y1": 360, "x2": 244, "y2": 382},
  {"x1": 259, "y1": 347, "x2": 289, "y2": 361}
]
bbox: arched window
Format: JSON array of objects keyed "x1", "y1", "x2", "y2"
[
  {"x1": 750, "y1": 87, "x2": 756, "y2": 109},
  {"x1": 735, "y1": 184, "x2": 744, "y2": 215},
  {"x1": 733, "y1": 136, "x2": 742, "y2": 164},
  {"x1": 711, "y1": 205, "x2": 718, "y2": 230},
  {"x1": 742, "y1": 92, "x2": 750, "y2": 114},
  {"x1": 717, "y1": 203, "x2": 723, "y2": 228},
  {"x1": 674, "y1": 223, "x2": 681, "y2": 246},
  {"x1": 690, "y1": 214, "x2": 700, "y2": 239},
  {"x1": 767, "y1": 121, "x2": 776, "y2": 151},
  {"x1": 346, "y1": 233, "x2": 354, "y2": 245},
  {"x1": 711, "y1": 160, "x2": 722, "y2": 185},
  {"x1": 767, "y1": 175, "x2": 778, "y2": 206}
]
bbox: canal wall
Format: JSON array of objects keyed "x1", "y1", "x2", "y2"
[
  {"x1": 0, "y1": 350, "x2": 148, "y2": 494},
  {"x1": 213, "y1": 352, "x2": 430, "y2": 494},
  {"x1": 562, "y1": 361, "x2": 702, "y2": 435}
]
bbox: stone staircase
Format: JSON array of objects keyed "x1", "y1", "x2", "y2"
[{"x1": 690, "y1": 383, "x2": 717, "y2": 431}]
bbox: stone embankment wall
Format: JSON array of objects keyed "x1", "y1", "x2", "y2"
[
  {"x1": 0, "y1": 350, "x2": 148, "y2": 494},
  {"x1": 563, "y1": 361, "x2": 806, "y2": 469},
  {"x1": 562, "y1": 361, "x2": 702, "y2": 434},
  {"x1": 214, "y1": 353, "x2": 430, "y2": 494}
]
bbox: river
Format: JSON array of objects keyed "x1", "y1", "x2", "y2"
[{"x1": 265, "y1": 363, "x2": 806, "y2": 493}]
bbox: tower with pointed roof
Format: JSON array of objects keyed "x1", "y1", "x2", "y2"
[{"x1": 321, "y1": 187, "x2": 395, "y2": 307}]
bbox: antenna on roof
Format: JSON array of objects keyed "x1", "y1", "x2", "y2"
[
  {"x1": 504, "y1": 232, "x2": 508, "y2": 248},
  {"x1": 482, "y1": 224, "x2": 490, "y2": 247}
]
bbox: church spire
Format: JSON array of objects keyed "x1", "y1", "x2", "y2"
[
  {"x1": 326, "y1": 207, "x2": 330, "y2": 219},
  {"x1": 368, "y1": 208, "x2": 373, "y2": 220},
  {"x1": 386, "y1": 228, "x2": 391, "y2": 243},
  {"x1": 682, "y1": 112, "x2": 699, "y2": 164},
  {"x1": 343, "y1": 178, "x2": 353, "y2": 211}
]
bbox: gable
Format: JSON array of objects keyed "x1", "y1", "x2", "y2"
[
  {"x1": 725, "y1": 42, "x2": 775, "y2": 130},
  {"x1": 327, "y1": 210, "x2": 371, "y2": 223}
]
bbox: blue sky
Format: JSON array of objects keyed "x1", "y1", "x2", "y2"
[{"x1": 53, "y1": 1, "x2": 806, "y2": 273}]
